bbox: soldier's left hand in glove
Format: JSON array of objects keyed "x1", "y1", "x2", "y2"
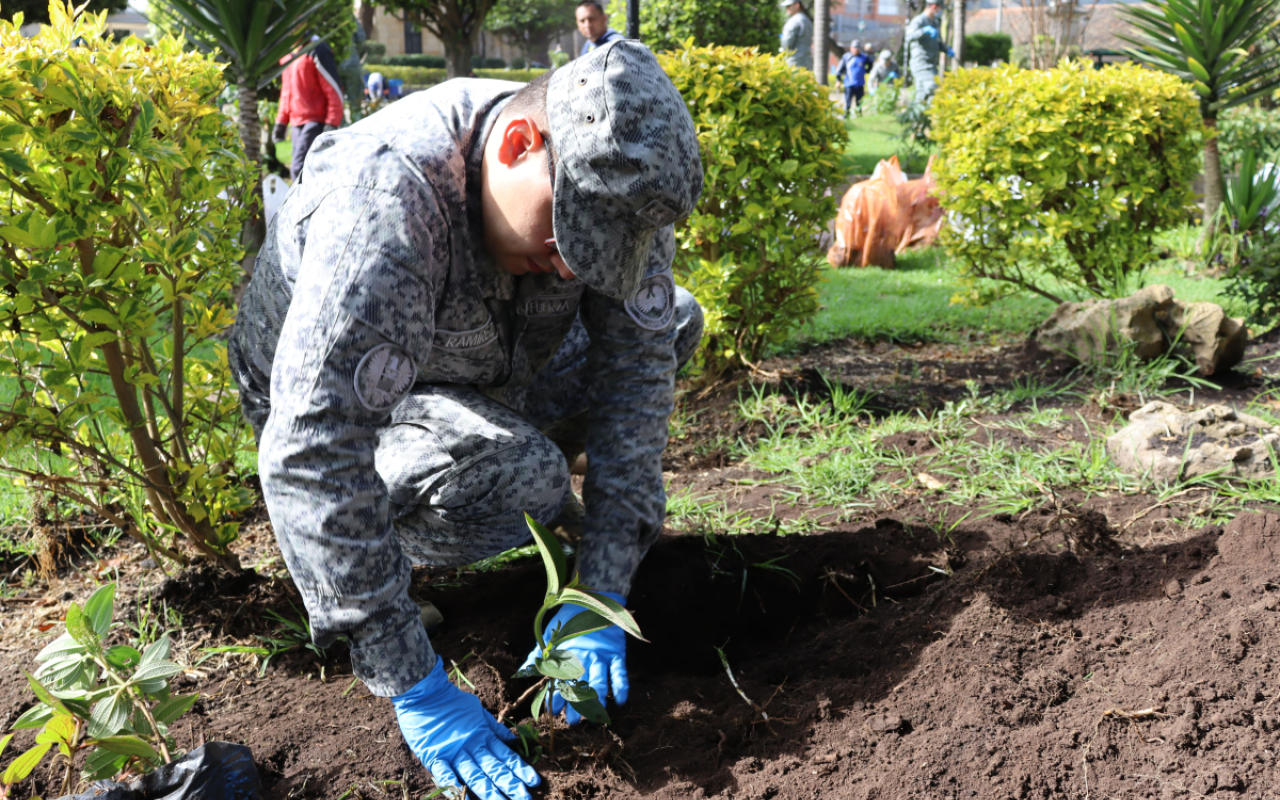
[
  {"x1": 520, "y1": 591, "x2": 630, "y2": 725},
  {"x1": 393, "y1": 659, "x2": 540, "y2": 800}
]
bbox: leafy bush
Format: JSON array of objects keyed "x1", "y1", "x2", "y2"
[
  {"x1": 964, "y1": 32, "x2": 1011, "y2": 66},
  {"x1": 608, "y1": 0, "x2": 781, "y2": 54},
  {"x1": 659, "y1": 44, "x2": 848, "y2": 374},
  {"x1": 360, "y1": 40, "x2": 387, "y2": 61},
  {"x1": 5, "y1": 584, "x2": 197, "y2": 793},
  {"x1": 932, "y1": 62, "x2": 1203, "y2": 304},
  {"x1": 471, "y1": 55, "x2": 507, "y2": 69},
  {"x1": 379, "y1": 53, "x2": 446, "y2": 68},
  {"x1": 0, "y1": 4, "x2": 256, "y2": 567},
  {"x1": 867, "y1": 76, "x2": 903, "y2": 115},
  {"x1": 510, "y1": 56, "x2": 526, "y2": 69},
  {"x1": 1218, "y1": 105, "x2": 1280, "y2": 173}
]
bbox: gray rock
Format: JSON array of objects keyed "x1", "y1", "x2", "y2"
[
  {"x1": 1106, "y1": 401, "x2": 1280, "y2": 484},
  {"x1": 1034, "y1": 284, "x2": 1248, "y2": 376}
]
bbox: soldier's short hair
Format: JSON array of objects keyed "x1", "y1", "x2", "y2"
[{"x1": 576, "y1": 0, "x2": 605, "y2": 14}]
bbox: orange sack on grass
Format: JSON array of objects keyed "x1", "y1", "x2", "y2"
[{"x1": 827, "y1": 155, "x2": 944, "y2": 269}]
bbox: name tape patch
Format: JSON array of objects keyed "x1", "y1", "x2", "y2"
[
  {"x1": 354, "y1": 343, "x2": 417, "y2": 413},
  {"x1": 625, "y1": 274, "x2": 676, "y2": 331}
]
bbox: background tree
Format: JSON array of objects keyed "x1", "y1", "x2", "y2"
[
  {"x1": 373, "y1": 0, "x2": 498, "y2": 78},
  {"x1": 1122, "y1": 0, "x2": 1280, "y2": 245},
  {"x1": 484, "y1": 0, "x2": 575, "y2": 66},
  {"x1": 606, "y1": 0, "x2": 781, "y2": 54},
  {"x1": 2, "y1": 0, "x2": 125, "y2": 25},
  {"x1": 152, "y1": 0, "x2": 343, "y2": 271}
]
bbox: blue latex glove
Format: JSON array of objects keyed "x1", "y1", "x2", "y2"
[
  {"x1": 393, "y1": 659, "x2": 540, "y2": 800},
  {"x1": 922, "y1": 25, "x2": 939, "y2": 39},
  {"x1": 944, "y1": 45, "x2": 956, "y2": 58},
  {"x1": 521, "y1": 591, "x2": 629, "y2": 725}
]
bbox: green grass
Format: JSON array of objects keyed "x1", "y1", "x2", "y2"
[
  {"x1": 838, "y1": 112, "x2": 933, "y2": 175},
  {"x1": 791, "y1": 237, "x2": 1247, "y2": 348}
]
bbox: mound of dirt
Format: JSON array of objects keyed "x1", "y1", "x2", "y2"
[{"x1": 4, "y1": 511, "x2": 1280, "y2": 799}]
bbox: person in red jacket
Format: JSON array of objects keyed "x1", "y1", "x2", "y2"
[{"x1": 273, "y1": 38, "x2": 345, "y2": 181}]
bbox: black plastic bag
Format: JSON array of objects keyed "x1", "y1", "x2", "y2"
[{"x1": 57, "y1": 742, "x2": 262, "y2": 800}]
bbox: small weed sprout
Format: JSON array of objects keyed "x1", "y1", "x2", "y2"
[
  {"x1": 514, "y1": 514, "x2": 646, "y2": 744},
  {"x1": 5, "y1": 584, "x2": 197, "y2": 796}
]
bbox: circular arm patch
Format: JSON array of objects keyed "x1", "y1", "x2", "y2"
[
  {"x1": 354, "y1": 343, "x2": 417, "y2": 413},
  {"x1": 624, "y1": 274, "x2": 676, "y2": 331}
]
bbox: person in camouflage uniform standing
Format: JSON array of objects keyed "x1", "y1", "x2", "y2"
[
  {"x1": 229, "y1": 41, "x2": 704, "y2": 800},
  {"x1": 904, "y1": 1, "x2": 954, "y2": 107}
]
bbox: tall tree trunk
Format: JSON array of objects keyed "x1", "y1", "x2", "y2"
[
  {"x1": 952, "y1": 0, "x2": 966, "y2": 67},
  {"x1": 238, "y1": 83, "x2": 266, "y2": 277},
  {"x1": 1202, "y1": 116, "x2": 1224, "y2": 250},
  {"x1": 358, "y1": 1, "x2": 374, "y2": 38},
  {"x1": 444, "y1": 32, "x2": 474, "y2": 79},
  {"x1": 813, "y1": 0, "x2": 829, "y2": 86}
]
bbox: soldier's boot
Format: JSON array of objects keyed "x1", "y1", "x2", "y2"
[{"x1": 543, "y1": 411, "x2": 588, "y2": 545}]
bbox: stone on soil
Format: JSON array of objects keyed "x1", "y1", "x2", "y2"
[
  {"x1": 1034, "y1": 284, "x2": 1247, "y2": 375},
  {"x1": 1105, "y1": 401, "x2": 1280, "y2": 483}
]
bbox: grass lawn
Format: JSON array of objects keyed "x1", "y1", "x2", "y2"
[{"x1": 839, "y1": 112, "x2": 933, "y2": 175}]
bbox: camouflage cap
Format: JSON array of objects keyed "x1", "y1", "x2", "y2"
[{"x1": 547, "y1": 40, "x2": 703, "y2": 301}]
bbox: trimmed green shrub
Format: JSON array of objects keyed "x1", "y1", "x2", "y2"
[
  {"x1": 375, "y1": 65, "x2": 546, "y2": 88},
  {"x1": 379, "y1": 53, "x2": 446, "y2": 68},
  {"x1": 1219, "y1": 105, "x2": 1280, "y2": 173},
  {"x1": 658, "y1": 44, "x2": 848, "y2": 374},
  {"x1": 964, "y1": 32, "x2": 1011, "y2": 66},
  {"x1": 510, "y1": 56, "x2": 526, "y2": 69},
  {"x1": 608, "y1": 0, "x2": 781, "y2": 54},
  {"x1": 932, "y1": 62, "x2": 1203, "y2": 304},
  {"x1": 0, "y1": 5, "x2": 256, "y2": 567},
  {"x1": 471, "y1": 55, "x2": 507, "y2": 69}
]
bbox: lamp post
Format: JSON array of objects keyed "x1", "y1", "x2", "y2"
[
  {"x1": 814, "y1": 0, "x2": 829, "y2": 85},
  {"x1": 627, "y1": 0, "x2": 640, "y2": 39}
]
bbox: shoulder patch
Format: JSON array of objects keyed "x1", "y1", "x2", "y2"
[
  {"x1": 624, "y1": 274, "x2": 676, "y2": 331},
  {"x1": 354, "y1": 343, "x2": 417, "y2": 413}
]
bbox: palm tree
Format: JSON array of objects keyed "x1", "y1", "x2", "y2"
[
  {"x1": 1121, "y1": 0, "x2": 1280, "y2": 243},
  {"x1": 153, "y1": 0, "x2": 338, "y2": 267}
]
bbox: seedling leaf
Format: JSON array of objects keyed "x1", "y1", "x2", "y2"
[
  {"x1": 105, "y1": 645, "x2": 142, "y2": 671},
  {"x1": 531, "y1": 683, "x2": 550, "y2": 719},
  {"x1": 556, "y1": 680, "x2": 597, "y2": 703},
  {"x1": 36, "y1": 714, "x2": 77, "y2": 747},
  {"x1": 64, "y1": 603, "x2": 99, "y2": 651},
  {"x1": 153, "y1": 693, "x2": 199, "y2": 725},
  {"x1": 87, "y1": 690, "x2": 130, "y2": 739},
  {"x1": 558, "y1": 589, "x2": 646, "y2": 641},
  {"x1": 525, "y1": 513, "x2": 567, "y2": 600},
  {"x1": 0, "y1": 733, "x2": 11, "y2": 760},
  {"x1": 92, "y1": 735, "x2": 159, "y2": 760},
  {"x1": 549, "y1": 610, "x2": 609, "y2": 648},
  {"x1": 11, "y1": 703, "x2": 55, "y2": 730},
  {"x1": 512, "y1": 663, "x2": 540, "y2": 679},
  {"x1": 25, "y1": 671, "x2": 71, "y2": 717},
  {"x1": 539, "y1": 650, "x2": 585, "y2": 681},
  {"x1": 139, "y1": 634, "x2": 171, "y2": 666},
  {"x1": 84, "y1": 746, "x2": 128, "y2": 781},
  {"x1": 2, "y1": 742, "x2": 51, "y2": 784},
  {"x1": 132, "y1": 661, "x2": 183, "y2": 682},
  {"x1": 82, "y1": 583, "x2": 116, "y2": 638},
  {"x1": 36, "y1": 633, "x2": 86, "y2": 663},
  {"x1": 567, "y1": 695, "x2": 609, "y2": 725}
]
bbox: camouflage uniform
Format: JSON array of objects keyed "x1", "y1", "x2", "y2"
[
  {"x1": 229, "y1": 66, "x2": 703, "y2": 698},
  {"x1": 905, "y1": 10, "x2": 945, "y2": 105}
]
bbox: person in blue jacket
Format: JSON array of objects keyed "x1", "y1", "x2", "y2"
[{"x1": 835, "y1": 40, "x2": 874, "y2": 118}]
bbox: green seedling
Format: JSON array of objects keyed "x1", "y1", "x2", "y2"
[
  {"x1": 6, "y1": 583, "x2": 198, "y2": 797},
  {"x1": 513, "y1": 513, "x2": 646, "y2": 749}
]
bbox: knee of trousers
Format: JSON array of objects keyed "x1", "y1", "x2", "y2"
[
  {"x1": 673, "y1": 286, "x2": 705, "y2": 370},
  {"x1": 378, "y1": 421, "x2": 571, "y2": 533}
]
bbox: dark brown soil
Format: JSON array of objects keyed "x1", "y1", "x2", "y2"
[{"x1": 4, "y1": 338, "x2": 1280, "y2": 799}]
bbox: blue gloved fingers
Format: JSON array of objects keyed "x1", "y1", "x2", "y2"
[
  {"x1": 609, "y1": 655, "x2": 630, "y2": 706},
  {"x1": 549, "y1": 683, "x2": 566, "y2": 716},
  {"x1": 564, "y1": 699, "x2": 582, "y2": 726},
  {"x1": 587, "y1": 654, "x2": 609, "y2": 705},
  {"x1": 475, "y1": 746, "x2": 535, "y2": 800},
  {"x1": 427, "y1": 761, "x2": 463, "y2": 796},
  {"x1": 484, "y1": 712, "x2": 517, "y2": 744},
  {"x1": 491, "y1": 743, "x2": 541, "y2": 788},
  {"x1": 455, "y1": 755, "x2": 505, "y2": 800}
]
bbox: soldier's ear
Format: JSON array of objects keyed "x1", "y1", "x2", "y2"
[{"x1": 497, "y1": 118, "x2": 545, "y2": 166}]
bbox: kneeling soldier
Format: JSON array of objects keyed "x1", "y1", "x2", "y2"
[{"x1": 229, "y1": 41, "x2": 704, "y2": 800}]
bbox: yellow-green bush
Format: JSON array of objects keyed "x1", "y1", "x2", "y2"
[
  {"x1": 0, "y1": 4, "x2": 256, "y2": 566},
  {"x1": 659, "y1": 44, "x2": 847, "y2": 374},
  {"x1": 932, "y1": 61, "x2": 1203, "y2": 304}
]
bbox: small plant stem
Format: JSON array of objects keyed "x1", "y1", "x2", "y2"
[
  {"x1": 92, "y1": 657, "x2": 172, "y2": 763},
  {"x1": 546, "y1": 704, "x2": 555, "y2": 756},
  {"x1": 59, "y1": 718, "x2": 81, "y2": 796},
  {"x1": 497, "y1": 676, "x2": 548, "y2": 725}
]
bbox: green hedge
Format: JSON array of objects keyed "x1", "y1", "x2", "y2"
[{"x1": 371, "y1": 65, "x2": 547, "y2": 87}]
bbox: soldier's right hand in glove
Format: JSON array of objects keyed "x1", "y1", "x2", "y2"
[
  {"x1": 393, "y1": 659, "x2": 540, "y2": 800},
  {"x1": 922, "y1": 25, "x2": 939, "y2": 38},
  {"x1": 272, "y1": 123, "x2": 288, "y2": 143}
]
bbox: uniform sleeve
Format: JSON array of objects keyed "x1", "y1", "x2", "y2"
[
  {"x1": 258, "y1": 187, "x2": 437, "y2": 698},
  {"x1": 905, "y1": 15, "x2": 929, "y2": 44},
  {"x1": 574, "y1": 227, "x2": 679, "y2": 596},
  {"x1": 311, "y1": 46, "x2": 347, "y2": 127},
  {"x1": 781, "y1": 17, "x2": 801, "y2": 54}
]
